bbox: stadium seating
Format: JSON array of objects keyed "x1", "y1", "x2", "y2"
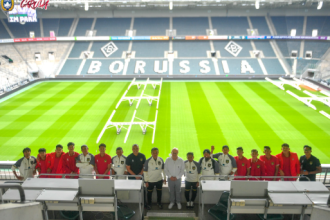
[
  {"x1": 261, "y1": 59, "x2": 286, "y2": 75},
  {"x1": 225, "y1": 59, "x2": 263, "y2": 75},
  {"x1": 5, "y1": 20, "x2": 41, "y2": 38},
  {"x1": 126, "y1": 59, "x2": 169, "y2": 75},
  {"x1": 132, "y1": 41, "x2": 169, "y2": 57},
  {"x1": 42, "y1": 18, "x2": 74, "y2": 37},
  {"x1": 134, "y1": 17, "x2": 169, "y2": 36},
  {"x1": 90, "y1": 41, "x2": 129, "y2": 58},
  {"x1": 250, "y1": 16, "x2": 271, "y2": 35},
  {"x1": 94, "y1": 18, "x2": 131, "y2": 36},
  {"x1": 0, "y1": 21, "x2": 10, "y2": 38},
  {"x1": 212, "y1": 17, "x2": 249, "y2": 35},
  {"x1": 173, "y1": 41, "x2": 210, "y2": 57},
  {"x1": 59, "y1": 59, "x2": 83, "y2": 75},
  {"x1": 254, "y1": 41, "x2": 276, "y2": 57},
  {"x1": 213, "y1": 41, "x2": 252, "y2": 58},
  {"x1": 173, "y1": 59, "x2": 217, "y2": 75},
  {"x1": 68, "y1": 42, "x2": 90, "y2": 58},
  {"x1": 306, "y1": 16, "x2": 330, "y2": 36},
  {"x1": 74, "y1": 18, "x2": 94, "y2": 36},
  {"x1": 304, "y1": 41, "x2": 330, "y2": 58},
  {"x1": 173, "y1": 17, "x2": 209, "y2": 35},
  {"x1": 276, "y1": 40, "x2": 301, "y2": 58},
  {"x1": 271, "y1": 16, "x2": 304, "y2": 35}
]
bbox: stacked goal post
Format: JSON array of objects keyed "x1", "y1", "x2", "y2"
[{"x1": 97, "y1": 78, "x2": 162, "y2": 144}]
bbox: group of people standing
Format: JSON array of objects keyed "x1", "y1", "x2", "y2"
[{"x1": 12, "y1": 143, "x2": 321, "y2": 210}]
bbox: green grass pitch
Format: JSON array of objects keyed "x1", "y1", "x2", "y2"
[{"x1": 0, "y1": 80, "x2": 330, "y2": 163}]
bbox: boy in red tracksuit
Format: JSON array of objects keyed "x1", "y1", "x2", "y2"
[
  {"x1": 62, "y1": 142, "x2": 79, "y2": 179},
  {"x1": 276, "y1": 143, "x2": 300, "y2": 181},
  {"x1": 249, "y1": 149, "x2": 265, "y2": 180},
  {"x1": 234, "y1": 147, "x2": 251, "y2": 180},
  {"x1": 49, "y1": 144, "x2": 65, "y2": 178},
  {"x1": 94, "y1": 143, "x2": 112, "y2": 179},
  {"x1": 260, "y1": 146, "x2": 279, "y2": 181},
  {"x1": 36, "y1": 148, "x2": 51, "y2": 178}
]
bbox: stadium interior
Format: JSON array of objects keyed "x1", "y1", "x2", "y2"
[{"x1": 1, "y1": 0, "x2": 330, "y2": 220}]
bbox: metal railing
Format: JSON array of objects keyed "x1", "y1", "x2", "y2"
[
  {"x1": 199, "y1": 175, "x2": 310, "y2": 181},
  {"x1": 1, "y1": 161, "x2": 329, "y2": 183}
]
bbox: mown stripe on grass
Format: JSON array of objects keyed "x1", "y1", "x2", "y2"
[
  {"x1": 186, "y1": 82, "x2": 226, "y2": 158},
  {"x1": 200, "y1": 82, "x2": 260, "y2": 150},
  {"x1": 249, "y1": 82, "x2": 330, "y2": 162},
  {"x1": 0, "y1": 82, "x2": 80, "y2": 139},
  {"x1": 24, "y1": 82, "x2": 111, "y2": 154},
  {"x1": 83, "y1": 82, "x2": 130, "y2": 155},
  {"x1": 59, "y1": 82, "x2": 130, "y2": 153},
  {"x1": 153, "y1": 82, "x2": 171, "y2": 158},
  {"x1": 169, "y1": 83, "x2": 200, "y2": 158},
  {"x1": 216, "y1": 82, "x2": 284, "y2": 151},
  {"x1": 0, "y1": 82, "x2": 61, "y2": 118}
]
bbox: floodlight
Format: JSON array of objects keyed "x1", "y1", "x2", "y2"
[{"x1": 317, "y1": 1, "x2": 323, "y2": 10}]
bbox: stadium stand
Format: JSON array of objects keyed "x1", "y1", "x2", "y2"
[
  {"x1": 225, "y1": 59, "x2": 263, "y2": 74},
  {"x1": 5, "y1": 20, "x2": 41, "y2": 38},
  {"x1": 261, "y1": 58, "x2": 286, "y2": 75},
  {"x1": 132, "y1": 41, "x2": 169, "y2": 57},
  {"x1": 250, "y1": 16, "x2": 271, "y2": 35},
  {"x1": 305, "y1": 16, "x2": 330, "y2": 36},
  {"x1": 173, "y1": 17, "x2": 209, "y2": 35},
  {"x1": 0, "y1": 21, "x2": 11, "y2": 38},
  {"x1": 271, "y1": 16, "x2": 304, "y2": 35},
  {"x1": 213, "y1": 41, "x2": 253, "y2": 58},
  {"x1": 80, "y1": 59, "x2": 125, "y2": 75},
  {"x1": 94, "y1": 18, "x2": 131, "y2": 36},
  {"x1": 126, "y1": 59, "x2": 169, "y2": 75},
  {"x1": 134, "y1": 17, "x2": 169, "y2": 36},
  {"x1": 173, "y1": 41, "x2": 210, "y2": 57},
  {"x1": 59, "y1": 59, "x2": 83, "y2": 75},
  {"x1": 276, "y1": 40, "x2": 301, "y2": 58},
  {"x1": 304, "y1": 41, "x2": 330, "y2": 59},
  {"x1": 90, "y1": 41, "x2": 129, "y2": 58},
  {"x1": 212, "y1": 17, "x2": 250, "y2": 35},
  {"x1": 42, "y1": 18, "x2": 74, "y2": 37},
  {"x1": 254, "y1": 41, "x2": 276, "y2": 57},
  {"x1": 68, "y1": 42, "x2": 90, "y2": 58},
  {"x1": 173, "y1": 59, "x2": 217, "y2": 75},
  {"x1": 74, "y1": 18, "x2": 94, "y2": 36}
]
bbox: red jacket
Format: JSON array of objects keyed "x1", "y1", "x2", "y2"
[
  {"x1": 49, "y1": 152, "x2": 65, "y2": 176},
  {"x1": 249, "y1": 159, "x2": 266, "y2": 177},
  {"x1": 276, "y1": 152, "x2": 300, "y2": 177},
  {"x1": 62, "y1": 152, "x2": 80, "y2": 178},
  {"x1": 36, "y1": 154, "x2": 52, "y2": 178}
]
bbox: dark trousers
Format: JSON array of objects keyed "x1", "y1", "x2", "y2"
[
  {"x1": 185, "y1": 181, "x2": 198, "y2": 202},
  {"x1": 147, "y1": 180, "x2": 163, "y2": 205}
]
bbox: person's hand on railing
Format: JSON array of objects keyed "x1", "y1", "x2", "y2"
[{"x1": 163, "y1": 179, "x2": 167, "y2": 185}]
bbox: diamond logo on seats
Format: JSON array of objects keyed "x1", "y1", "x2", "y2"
[
  {"x1": 224, "y1": 41, "x2": 242, "y2": 57},
  {"x1": 101, "y1": 42, "x2": 118, "y2": 57}
]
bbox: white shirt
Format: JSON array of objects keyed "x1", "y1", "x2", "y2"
[
  {"x1": 184, "y1": 160, "x2": 201, "y2": 182},
  {"x1": 76, "y1": 153, "x2": 95, "y2": 178},
  {"x1": 212, "y1": 153, "x2": 237, "y2": 176},
  {"x1": 199, "y1": 157, "x2": 220, "y2": 180},
  {"x1": 164, "y1": 156, "x2": 185, "y2": 179},
  {"x1": 111, "y1": 155, "x2": 127, "y2": 177},
  {"x1": 12, "y1": 156, "x2": 36, "y2": 180},
  {"x1": 144, "y1": 156, "x2": 165, "y2": 182}
]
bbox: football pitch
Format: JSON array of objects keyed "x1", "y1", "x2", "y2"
[{"x1": 0, "y1": 80, "x2": 330, "y2": 163}]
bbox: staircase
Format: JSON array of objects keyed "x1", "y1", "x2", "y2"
[{"x1": 145, "y1": 203, "x2": 198, "y2": 220}]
